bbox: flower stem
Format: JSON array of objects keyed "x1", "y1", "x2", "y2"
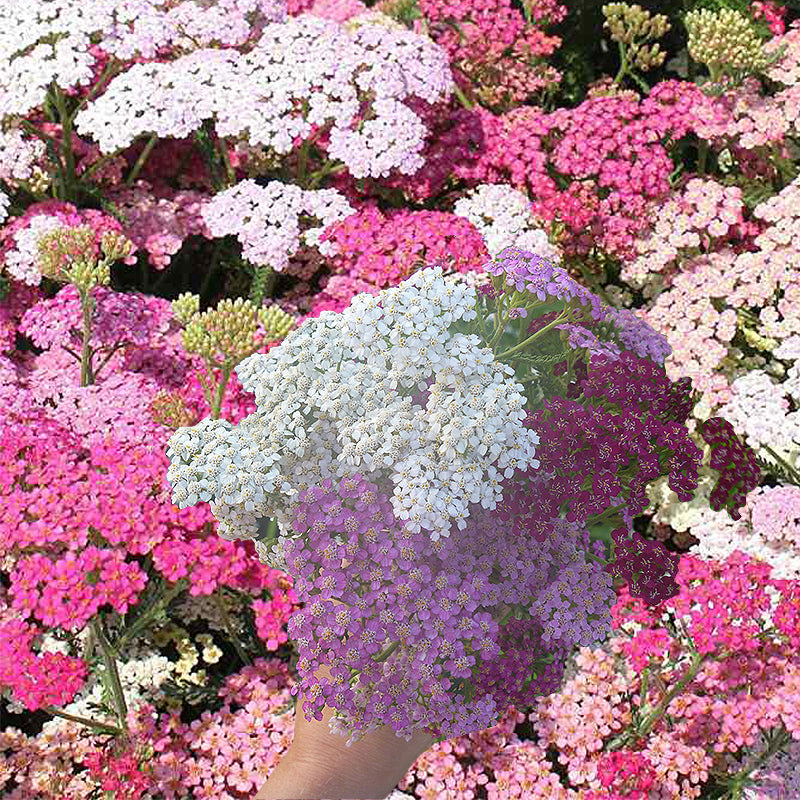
[
  {"x1": 54, "y1": 84, "x2": 77, "y2": 203},
  {"x1": 108, "y1": 578, "x2": 189, "y2": 658},
  {"x1": 124, "y1": 134, "x2": 157, "y2": 187},
  {"x1": 614, "y1": 40, "x2": 628, "y2": 86},
  {"x1": 722, "y1": 727, "x2": 794, "y2": 797},
  {"x1": 218, "y1": 137, "x2": 235, "y2": 187},
  {"x1": 604, "y1": 649, "x2": 709, "y2": 751},
  {"x1": 495, "y1": 305, "x2": 572, "y2": 360},
  {"x1": 452, "y1": 80, "x2": 474, "y2": 110},
  {"x1": 763, "y1": 444, "x2": 800, "y2": 483},
  {"x1": 697, "y1": 139, "x2": 709, "y2": 177},
  {"x1": 43, "y1": 705, "x2": 124, "y2": 736},
  {"x1": 90, "y1": 617, "x2": 130, "y2": 740},
  {"x1": 213, "y1": 588, "x2": 252, "y2": 667}
]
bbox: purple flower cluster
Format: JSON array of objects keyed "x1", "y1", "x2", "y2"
[{"x1": 283, "y1": 471, "x2": 617, "y2": 744}]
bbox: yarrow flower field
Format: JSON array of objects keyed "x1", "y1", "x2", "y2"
[{"x1": 1, "y1": 0, "x2": 800, "y2": 798}]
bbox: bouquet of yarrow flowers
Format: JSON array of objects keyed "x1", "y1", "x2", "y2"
[{"x1": 165, "y1": 245, "x2": 761, "y2": 746}]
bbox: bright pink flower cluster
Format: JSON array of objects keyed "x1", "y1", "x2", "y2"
[
  {"x1": 417, "y1": 0, "x2": 566, "y2": 109},
  {"x1": 318, "y1": 205, "x2": 490, "y2": 291},
  {"x1": 379, "y1": 80, "x2": 730, "y2": 260},
  {"x1": 751, "y1": 0, "x2": 787, "y2": 35},
  {"x1": 82, "y1": 743, "x2": 154, "y2": 800},
  {"x1": 0, "y1": 617, "x2": 88, "y2": 711}
]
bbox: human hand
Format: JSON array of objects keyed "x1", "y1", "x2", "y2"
[{"x1": 256, "y1": 584, "x2": 437, "y2": 800}]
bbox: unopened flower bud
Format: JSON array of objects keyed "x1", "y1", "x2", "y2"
[
  {"x1": 172, "y1": 292, "x2": 201, "y2": 326},
  {"x1": 685, "y1": 7, "x2": 771, "y2": 75},
  {"x1": 37, "y1": 224, "x2": 97, "y2": 283},
  {"x1": 180, "y1": 296, "x2": 292, "y2": 368},
  {"x1": 68, "y1": 257, "x2": 110, "y2": 293},
  {"x1": 258, "y1": 303, "x2": 296, "y2": 342},
  {"x1": 603, "y1": 3, "x2": 670, "y2": 49},
  {"x1": 150, "y1": 389, "x2": 199, "y2": 429},
  {"x1": 100, "y1": 230, "x2": 134, "y2": 262}
]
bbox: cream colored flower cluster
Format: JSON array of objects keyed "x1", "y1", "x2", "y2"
[{"x1": 685, "y1": 7, "x2": 772, "y2": 78}]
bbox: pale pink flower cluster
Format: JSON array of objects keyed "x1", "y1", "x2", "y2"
[
  {"x1": 73, "y1": 48, "x2": 243, "y2": 153},
  {"x1": 200, "y1": 178, "x2": 355, "y2": 271},
  {"x1": 0, "y1": 126, "x2": 47, "y2": 187},
  {"x1": 97, "y1": 0, "x2": 288, "y2": 61},
  {"x1": 307, "y1": 0, "x2": 368, "y2": 23},
  {"x1": 719, "y1": 370, "x2": 800, "y2": 454},
  {"x1": 765, "y1": 19, "x2": 800, "y2": 86},
  {"x1": 0, "y1": 0, "x2": 101, "y2": 119},
  {"x1": 693, "y1": 77, "x2": 792, "y2": 149},
  {"x1": 75, "y1": 13, "x2": 453, "y2": 179},
  {"x1": 624, "y1": 178, "x2": 746, "y2": 290},
  {"x1": 750, "y1": 176, "x2": 800, "y2": 343},
  {"x1": 104, "y1": 179, "x2": 215, "y2": 270}
]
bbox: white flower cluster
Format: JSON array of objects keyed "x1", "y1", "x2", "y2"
[
  {"x1": 0, "y1": 189, "x2": 9, "y2": 225},
  {"x1": 452, "y1": 183, "x2": 563, "y2": 262},
  {"x1": 0, "y1": 126, "x2": 47, "y2": 186},
  {"x1": 74, "y1": 12, "x2": 453, "y2": 179},
  {"x1": 98, "y1": 0, "x2": 288, "y2": 61},
  {"x1": 200, "y1": 179, "x2": 356, "y2": 271},
  {"x1": 165, "y1": 267, "x2": 541, "y2": 568},
  {"x1": 2, "y1": 213, "x2": 63, "y2": 286}
]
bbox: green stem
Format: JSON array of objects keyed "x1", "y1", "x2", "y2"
[
  {"x1": 614, "y1": 40, "x2": 628, "y2": 86},
  {"x1": 90, "y1": 617, "x2": 130, "y2": 739},
  {"x1": 218, "y1": 137, "x2": 235, "y2": 187},
  {"x1": 90, "y1": 342, "x2": 130, "y2": 382},
  {"x1": 604, "y1": 649, "x2": 709, "y2": 751},
  {"x1": 307, "y1": 161, "x2": 348, "y2": 190},
  {"x1": 16, "y1": 118, "x2": 63, "y2": 153},
  {"x1": 124, "y1": 134, "x2": 158, "y2": 187},
  {"x1": 81, "y1": 148, "x2": 127, "y2": 182},
  {"x1": 297, "y1": 137, "x2": 311, "y2": 188},
  {"x1": 452, "y1": 80, "x2": 474, "y2": 110},
  {"x1": 495, "y1": 305, "x2": 572, "y2": 360},
  {"x1": 697, "y1": 139, "x2": 709, "y2": 178},
  {"x1": 54, "y1": 85, "x2": 77, "y2": 203},
  {"x1": 721, "y1": 728, "x2": 794, "y2": 797},
  {"x1": 79, "y1": 290, "x2": 96, "y2": 387},
  {"x1": 629, "y1": 69, "x2": 651, "y2": 96},
  {"x1": 763, "y1": 444, "x2": 800, "y2": 483},
  {"x1": 213, "y1": 588, "x2": 252, "y2": 667},
  {"x1": 108, "y1": 579, "x2": 190, "y2": 658},
  {"x1": 67, "y1": 58, "x2": 122, "y2": 124},
  {"x1": 584, "y1": 500, "x2": 628, "y2": 528},
  {"x1": 43, "y1": 706, "x2": 124, "y2": 736},
  {"x1": 210, "y1": 364, "x2": 232, "y2": 419}
]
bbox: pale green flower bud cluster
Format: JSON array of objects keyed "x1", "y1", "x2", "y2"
[
  {"x1": 37, "y1": 224, "x2": 113, "y2": 292},
  {"x1": 685, "y1": 7, "x2": 772, "y2": 78},
  {"x1": 100, "y1": 230, "x2": 134, "y2": 263},
  {"x1": 150, "y1": 389, "x2": 199, "y2": 431},
  {"x1": 175, "y1": 294, "x2": 295, "y2": 369},
  {"x1": 602, "y1": 3, "x2": 670, "y2": 72}
]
